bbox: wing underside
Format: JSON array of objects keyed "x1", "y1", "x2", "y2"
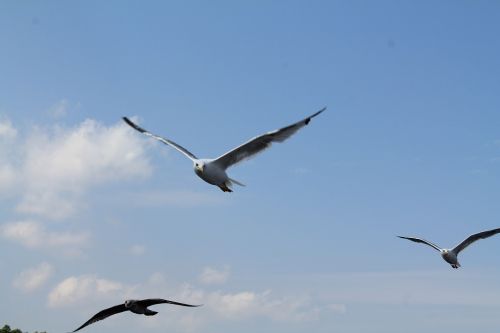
[
  {"x1": 137, "y1": 298, "x2": 201, "y2": 308},
  {"x1": 122, "y1": 117, "x2": 198, "y2": 161},
  {"x1": 453, "y1": 228, "x2": 500, "y2": 254},
  {"x1": 72, "y1": 304, "x2": 127, "y2": 332},
  {"x1": 398, "y1": 236, "x2": 442, "y2": 252},
  {"x1": 214, "y1": 107, "x2": 325, "y2": 169}
]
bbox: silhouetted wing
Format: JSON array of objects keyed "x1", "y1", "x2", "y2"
[
  {"x1": 398, "y1": 236, "x2": 442, "y2": 252},
  {"x1": 213, "y1": 107, "x2": 325, "y2": 169},
  {"x1": 71, "y1": 304, "x2": 127, "y2": 332},
  {"x1": 453, "y1": 228, "x2": 500, "y2": 254},
  {"x1": 123, "y1": 117, "x2": 198, "y2": 161},
  {"x1": 137, "y1": 298, "x2": 202, "y2": 308}
]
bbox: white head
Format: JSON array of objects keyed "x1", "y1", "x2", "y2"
[
  {"x1": 124, "y1": 300, "x2": 135, "y2": 308},
  {"x1": 194, "y1": 161, "x2": 205, "y2": 174}
]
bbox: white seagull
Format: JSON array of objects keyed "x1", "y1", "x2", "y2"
[
  {"x1": 398, "y1": 227, "x2": 500, "y2": 268},
  {"x1": 70, "y1": 298, "x2": 201, "y2": 332},
  {"x1": 123, "y1": 107, "x2": 325, "y2": 192}
]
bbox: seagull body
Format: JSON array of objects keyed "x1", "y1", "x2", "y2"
[
  {"x1": 398, "y1": 227, "x2": 500, "y2": 269},
  {"x1": 123, "y1": 107, "x2": 325, "y2": 192},
  {"x1": 71, "y1": 298, "x2": 200, "y2": 332},
  {"x1": 193, "y1": 158, "x2": 230, "y2": 187}
]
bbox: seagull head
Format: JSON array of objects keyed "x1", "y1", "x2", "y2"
[
  {"x1": 124, "y1": 300, "x2": 135, "y2": 308},
  {"x1": 194, "y1": 161, "x2": 205, "y2": 174}
]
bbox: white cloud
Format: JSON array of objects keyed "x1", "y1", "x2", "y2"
[
  {"x1": 141, "y1": 274, "x2": 336, "y2": 329},
  {"x1": 0, "y1": 120, "x2": 19, "y2": 191},
  {"x1": 202, "y1": 289, "x2": 324, "y2": 322},
  {"x1": 1, "y1": 220, "x2": 89, "y2": 250},
  {"x1": 130, "y1": 244, "x2": 146, "y2": 256},
  {"x1": 24, "y1": 119, "x2": 151, "y2": 185},
  {"x1": 0, "y1": 119, "x2": 17, "y2": 139},
  {"x1": 13, "y1": 262, "x2": 53, "y2": 292},
  {"x1": 1, "y1": 118, "x2": 152, "y2": 219},
  {"x1": 1, "y1": 116, "x2": 224, "y2": 221},
  {"x1": 199, "y1": 266, "x2": 230, "y2": 285},
  {"x1": 0, "y1": 116, "x2": 155, "y2": 261},
  {"x1": 213, "y1": 290, "x2": 260, "y2": 314},
  {"x1": 47, "y1": 272, "x2": 335, "y2": 331},
  {"x1": 0, "y1": 164, "x2": 17, "y2": 191},
  {"x1": 48, "y1": 275, "x2": 124, "y2": 307},
  {"x1": 16, "y1": 192, "x2": 81, "y2": 220}
]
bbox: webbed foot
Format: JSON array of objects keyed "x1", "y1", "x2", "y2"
[{"x1": 218, "y1": 184, "x2": 233, "y2": 192}]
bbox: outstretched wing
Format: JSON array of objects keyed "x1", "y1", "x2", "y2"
[
  {"x1": 123, "y1": 117, "x2": 198, "y2": 161},
  {"x1": 213, "y1": 107, "x2": 326, "y2": 170},
  {"x1": 71, "y1": 304, "x2": 127, "y2": 332},
  {"x1": 452, "y1": 228, "x2": 500, "y2": 254},
  {"x1": 137, "y1": 298, "x2": 202, "y2": 308},
  {"x1": 398, "y1": 236, "x2": 442, "y2": 252}
]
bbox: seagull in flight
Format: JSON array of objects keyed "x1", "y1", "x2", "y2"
[
  {"x1": 70, "y1": 298, "x2": 201, "y2": 332},
  {"x1": 123, "y1": 107, "x2": 325, "y2": 192},
  {"x1": 398, "y1": 227, "x2": 500, "y2": 268}
]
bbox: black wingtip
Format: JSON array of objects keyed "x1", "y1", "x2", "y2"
[
  {"x1": 180, "y1": 303, "x2": 203, "y2": 307},
  {"x1": 122, "y1": 116, "x2": 134, "y2": 126},
  {"x1": 122, "y1": 116, "x2": 146, "y2": 133},
  {"x1": 305, "y1": 107, "x2": 326, "y2": 125},
  {"x1": 182, "y1": 303, "x2": 203, "y2": 307}
]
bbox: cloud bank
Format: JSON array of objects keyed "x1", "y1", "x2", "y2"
[
  {"x1": 1, "y1": 220, "x2": 89, "y2": 251},
  {"x1": 14, "y1": 118, "x2": 152, "y2": 219},
  {"x1": 13, "y1": 262, "x2": 54, "y2": 292}
]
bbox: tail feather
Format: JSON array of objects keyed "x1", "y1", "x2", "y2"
[
  {"x1": 144, "y1": 310, "x2": 158, "y2": 316},
  {"x1": 228, "y1": 178, "x2": 245, "y2": 187}
]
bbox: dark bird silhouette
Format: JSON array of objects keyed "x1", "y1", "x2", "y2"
[{"x1": 71, "y1": 298, "x2": 201, "y2": 332}]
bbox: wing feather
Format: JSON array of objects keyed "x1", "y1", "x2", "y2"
[
  {"x1": 213, "y1": 107, "x2": 325, "y2": 169},
  {"x1": 72, "y1": 304, "x2": 127, "y2": 332},
  {"x1": 137, "y1": 298, "x2": 201, "y2": 308},
  {"x1": 452, "y1": 228, "x2": 500, "y2": 254},
  {"x1": 398, "y1": 236, "x2": 442, "y2": 252},
  {"x1": 122, "y1": 117, "x2": 198, "y2": 161}
]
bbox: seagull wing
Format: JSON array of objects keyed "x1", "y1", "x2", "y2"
[
  {"x1": 123, "y1": 117, "x2": 198, "y2": 161},
  {"x1": 72, "y1": 304, "x2": 127, "y2": 332},
  {"x1": 136, "y1": 298, "x2": 202, "y2": 308},
  {"x1": 452, "y1": 228, "x2": 500, "y2": 254},
  {"x1": 398, "y1": 236, "x2": 442, "y2": 252},
  {"x1": 213, "y1": 107, "x2": 326, "y2": 170}
]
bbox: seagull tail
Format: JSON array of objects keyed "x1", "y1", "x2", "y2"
[
  {"x1": 144, "y1": 309, "x2": 158, "y2": 316},
  {"x1": 229, "y1": 178, "x2": 245, "y2": 187}
]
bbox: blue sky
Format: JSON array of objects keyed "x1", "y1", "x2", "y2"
[{"x1": 1, "y1": 1, "x2": 500, "y2": 332}]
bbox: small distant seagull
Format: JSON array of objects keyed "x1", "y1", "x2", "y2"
[
  {"x1": 398, "y1": 227, "x2": 500, "y2": 268},
  {"x1": 71, "y1": 298, "x2": 201, "y2": 332},
  {"x1": 123, "y1": 107, "x2": 325, "y2": 192}
]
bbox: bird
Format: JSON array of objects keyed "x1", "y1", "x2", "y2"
[
  {"x1": 398, "y1": 227, "x2": 500, "y2": 268},
  {"x1": 123, "y1": 107, "x2": 325, "y2": 192},
  {"x1": 70, "y1": 298, "x2": 201, "y2": 332}
]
